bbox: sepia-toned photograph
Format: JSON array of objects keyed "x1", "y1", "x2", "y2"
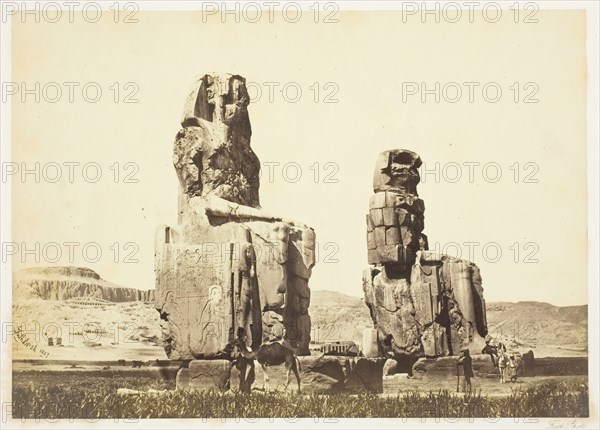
[{"x1": 1, "y1": 1, "x2": 598, "y2": 427}]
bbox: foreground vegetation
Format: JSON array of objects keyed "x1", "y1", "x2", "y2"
[{"x1": 12, "y1": 372, "x2": 588, "y2": 419}]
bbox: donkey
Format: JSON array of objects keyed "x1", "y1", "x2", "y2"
[
  {"x1": 233, "y1": 336, "x2": 301, "y2": 393},
  {"x1": 498, "y1": 352, "x2": 510, "y2": 383}
]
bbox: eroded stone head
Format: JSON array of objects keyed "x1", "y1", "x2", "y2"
[
  {"x1": 174, "y1": 73, "x2": 260, "y2": 208},
  {"x1": 181, "y1": 73, "x2": 251, "y2": 129},
  {"x1": 367, "y1": 149, "x2": 426, "y2": 268},
  {"x1": 373, "y1": 149, "x2": 422, "y2": 194}
]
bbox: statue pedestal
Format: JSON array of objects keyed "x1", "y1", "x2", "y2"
[
  {"x1": 176, "y1": 356, "x2": 386, "y2": 394},
  {"x1": 412, "y1": 354, "x2": 499, "y2": 380},
  {"x1": 176, "y1": 360, "x2": 232, "y2": 392}
]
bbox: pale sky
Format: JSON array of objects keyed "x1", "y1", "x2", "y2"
[{"x1": 10, "y1": 9, "x2": 588, "y2": 305}]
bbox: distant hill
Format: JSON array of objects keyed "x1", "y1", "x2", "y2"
[
  {"x1": 14, "y1": 266, "x2": 155, "y2": 302},
  {"x1": 485, "y1": 301, "x2": 587, "y2": 355},
  {"x1": 309, "y1": 290, "x2": 373, "y2": 346},
  {"x1": 310, "y1": 291, "x2": 588, "y2": 356}
]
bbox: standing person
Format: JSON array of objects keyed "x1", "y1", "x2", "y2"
[
  {"x1": 457, "y1": 349, "x2": 474, "y2": 393},
  {"x1": 508, "y1": 354, "x2": 518, "y2": 383},
  {"x1": 498, "y1": 352, "x2": 510, "y2": 383}
]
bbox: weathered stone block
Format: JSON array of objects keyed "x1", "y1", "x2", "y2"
[
  {"x1": 385, "y1": 227, "x2": 400, "y2": 245},
  {"x1": 376, "y1": 244, "x2": 400, "y2": 263},
  {"x1": 385, "y1": 191, "x2": 397, "y2": 206},
  {"x1": 368, "y1": 249, "x2": 380, "y2": 265},
  {"x1": 370, "y1": 192, "x2": 387, "y2": 209},
  {"x1": 367, "y1": 232, "x2": 376, "y2": 250},
  {"x1": 412, "y1": 354, "x2": 498, "y2": 380},
  {"x1": 344, "y1": 357, "x2": 386, "y2": 393},
  {"x1": 421, "y1": 323, "x2": 447, "y2": 356},
  {"x1": 376, "y1": 244, "x2": 417, "y2": 266},
  {"x1": 374, "y1": 226, "x2": 386, "y2": 246},
  {"x1": 366, "y1": 213, "x2": 374, "y2": 230},
  {"x1": 382, "y1": 207, "x2": 396, "y2": 225},
  {"x1": 411, "y1": 282, "x2": 435, "y2": 325},
  {"x1": 370, "y1": 208, "x2": 384, "y2": 226},
  {"x1": 176, "y1": 360, "x2": 232, "y2": 392}
]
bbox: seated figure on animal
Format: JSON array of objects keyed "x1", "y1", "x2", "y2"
[
  {"x1": 233, "y1": 327, "x2": 301, "y2": 393},
  {"x1": 482, "y1": 334, "x2": 507, "y2": 367}
]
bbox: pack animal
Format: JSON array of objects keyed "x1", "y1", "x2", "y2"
[
  {"x1": 498, "y1": 352, "x2": 510, "y2": 383},
  {"x1": 234, "y1": 338, "x2": 301, "y2": 393}
]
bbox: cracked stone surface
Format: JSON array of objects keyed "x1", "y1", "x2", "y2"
[
  {"x1": 363, "y1": 149, "x2": 487, "y2": 364},
  {"x1": 155, "y1": 73, "x2": 315, "y2": 360}
]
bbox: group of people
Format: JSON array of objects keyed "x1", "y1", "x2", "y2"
[{"x1": 456, "y1": 335, "x2": 522, "y2": 393}]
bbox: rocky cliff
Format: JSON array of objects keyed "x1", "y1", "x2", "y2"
[{"x1": 14, "y1": 266, "x2": 155, "y2": 303}]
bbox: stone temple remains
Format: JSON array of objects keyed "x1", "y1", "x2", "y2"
[
  {"x1": 155, "y1": 73, "x2": 315, "y2": 360},
  {"x1": 363, "y1": 150, "x2": 487, "y2": 364}
]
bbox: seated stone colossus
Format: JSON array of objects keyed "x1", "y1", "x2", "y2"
[
  {"x1": 363, "y1": 149, "x2": 487, "y2": 365},
  {"x1": 155, "y1": 73, "x2": 315, "y2": 359}
]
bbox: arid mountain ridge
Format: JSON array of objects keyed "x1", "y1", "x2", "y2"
[{"x1": 14, "y1": 266, "x2": 155, "y2": 302}]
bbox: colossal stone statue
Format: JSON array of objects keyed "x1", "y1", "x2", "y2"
[
  {"x1": 155, "y1": 73, "x2": 315, "y2": 359},
  {"x1": 363, "y1": 149, "x2": 487, "y2": 365}
]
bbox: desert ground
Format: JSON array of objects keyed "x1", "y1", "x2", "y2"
[{"x1": 12, "y1": 359, "x2": 587, "y2": 398}]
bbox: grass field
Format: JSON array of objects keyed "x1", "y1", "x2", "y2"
[{"x1": 12, "y1": 371, "x2": 589, "y2": 419}]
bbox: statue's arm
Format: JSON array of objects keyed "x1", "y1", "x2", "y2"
[
  {"x1": 204, "y1": 196, "x2": 307, "y2": 227},
  {"x1": 204, "y1": 196, "x2": 282, "y2": 222}
]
